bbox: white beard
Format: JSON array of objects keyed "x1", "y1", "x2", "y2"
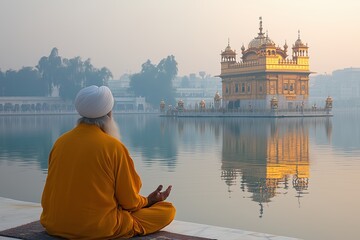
[{"x1": 104, "y1": 116, "x2": 121, "y2": 140}]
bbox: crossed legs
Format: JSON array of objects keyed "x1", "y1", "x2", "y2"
[{"x1": 114, "y1": 201, "x2": 176, "y2": 238}]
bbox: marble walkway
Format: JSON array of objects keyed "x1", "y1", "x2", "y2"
[{"x1": 0, "y1": 197, "x2": 299, "y2": 240}]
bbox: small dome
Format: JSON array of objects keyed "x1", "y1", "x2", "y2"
[
  {"x1": 294, "y1": 30, "x2": 307, "y2": 47},
  {"x1": 222, "y1": 44, "x2": 236, "y2": 55},
  {"x1": 295, "y1": 38, "x2": 304, "y2": 46}
]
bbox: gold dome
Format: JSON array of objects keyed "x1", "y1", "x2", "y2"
[
  {"x1": 249, "y1": 35, "x2": 275, "y2": 49},
  {"x1": 248, "y1": 17, "x2": 275, "y2": 49}
]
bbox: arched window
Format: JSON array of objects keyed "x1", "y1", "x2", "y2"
[
  {"x1": 290, "y1": 84, "x2": 294, "y2": 91},
  {"x1": 241, "y1": 83, "x2": 245, "y2": 93}
]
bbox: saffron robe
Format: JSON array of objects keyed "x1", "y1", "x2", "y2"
[{"x1": 40, "y1": 123, "x2": 175, "y2": 239}]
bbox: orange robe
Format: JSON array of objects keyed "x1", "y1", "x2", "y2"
[{"x1": 40, "y1": 123, "x2": 175, "y2": 239}]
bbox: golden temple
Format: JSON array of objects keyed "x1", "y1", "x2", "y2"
[{"x1": 220, "y1": 17, "x2": 311, "y2": 110}]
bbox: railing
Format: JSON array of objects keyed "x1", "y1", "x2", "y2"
[{"x1": 164, "y1": 107, "x2": 333, "y2": 118}]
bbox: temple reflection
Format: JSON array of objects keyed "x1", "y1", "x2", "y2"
[{"x1": 221, "y1": 118, "x2": 331, "y2": 217}]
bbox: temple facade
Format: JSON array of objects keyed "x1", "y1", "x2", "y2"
[{"x1": 219, "y1": 17, "x2": 311, "y2": 110}]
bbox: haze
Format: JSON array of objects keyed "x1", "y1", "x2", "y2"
[{"x1": 0, "y1": 0, "x2": 359, "y2": 78}]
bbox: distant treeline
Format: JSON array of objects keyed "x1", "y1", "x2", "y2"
[
  {"x1": 0, "y1": 47, "x2": 179, "y2": 107},
  {"x1": 0, "y1": 48, "x2": 112, "y2": 101},
  {"x1": 129, "y1": 55, "x2": 178, "y2": 107}
]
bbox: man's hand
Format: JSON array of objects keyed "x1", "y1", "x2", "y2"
[{"x1": 146, "y1": 185, "x2": 172, "y2": 207}]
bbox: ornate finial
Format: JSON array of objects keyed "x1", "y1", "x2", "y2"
[
  {"x1": 298, "y1": 30, "x2": 301, "y2": 40},
  {"x1": 228, "y1": 38, "x2": 230, "y2": 47},
  {"x1": 259, "y1": 16, "x2": 263, "y2": 35}
]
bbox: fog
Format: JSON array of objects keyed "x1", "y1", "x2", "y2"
[{"x1": 0, "y1": 0, "x2": 359, "y2": 78}]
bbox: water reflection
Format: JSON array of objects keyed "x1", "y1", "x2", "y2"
[
  {"x1": 331, "y1": 110, "x2": 360, "y2": 152},
  {"x1": 0, "y1": 115, "x2": 77, "y2": 171},
  {"x1": 120, "y1": 115, "x2": 179, "y2": 169},
  {"x1": 220, "y1": 118, "x2": 331, "y2": 217},
  {"x1": 4, "y1": 113, "x2": 360, "y2": 239},
  {"x1": 0, "y1": 114, "x2": 333, "y2": 209}
]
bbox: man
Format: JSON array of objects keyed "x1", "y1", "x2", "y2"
[{"x1": 41, "y1": 85, "x2": 175, "y2": 239}]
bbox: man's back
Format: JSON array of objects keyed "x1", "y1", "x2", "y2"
[
  {"x1": 41, "y1": 123, "x2": 134, "y2": 239},
  {"x1": 41, "y1": 85, "x2": 175, "y2": 239}
]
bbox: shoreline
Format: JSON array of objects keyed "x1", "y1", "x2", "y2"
[
  {"x1": 0, "y1": 109, "x2": 333, "y2": 118},
  {"x1": 0, "y1": 197, "x2": 299, "y2": 240},
  {"x1": 160, "y1": 109, "x2": 333, "y2": 118},
  {"x1": 0, "y1": 111, "x2": 159, "y2": 117}
]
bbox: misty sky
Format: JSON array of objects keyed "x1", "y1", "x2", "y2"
[{"x1": 0, "y1": 0, "x2": 359, "y2": 79}]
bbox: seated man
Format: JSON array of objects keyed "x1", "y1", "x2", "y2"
[{"x1": 41, "y1": 85, "x2": 175, "y2": 239}]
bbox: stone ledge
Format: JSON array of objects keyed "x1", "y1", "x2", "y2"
[{"x1": 0, "y1": 197, "x2": 299, "y2": 240}]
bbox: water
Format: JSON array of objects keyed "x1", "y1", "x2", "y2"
[{"x1": 0, "y1": 110, "x2": 359, "y2": 240}]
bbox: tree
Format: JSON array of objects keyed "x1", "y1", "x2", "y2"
[
  {"x1": 59, "y1": 56, "x2": 85, "y2": 100},
  {"x1": 4, "y1": 69, "x2": 17, "y2": 96},
  {"x1": 90, "y1": 67, "x2": 113, "y2": 87},
  {"x1": 0, "y1": 48, "x2": 113, "y2": 99},
  {"x1": 37, "y1": 47, "x2": 63, "y2": 96},
  {"x1": 0, "y1": 70, "x2": 5, "y2": 96},
  {"x1": 37, "y1": 48, "x2": 113, "y2": 101},
  {"x1": 16, "y1": 67, "x2": 46, "y2": 96},
  {"x1": 130, "y1": 55, "x2": 178, "y2": 107},
  {"x1": 0, "y1": 67, "x2": 46, "y2": 96}
]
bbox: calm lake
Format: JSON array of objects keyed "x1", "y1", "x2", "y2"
[{"x1": 0, "y1": 110, "x2": 359, "y2": 240}]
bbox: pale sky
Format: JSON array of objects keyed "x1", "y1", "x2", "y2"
[{"x1": 0, "y1": 0, "x2": 359, "y2": 79}]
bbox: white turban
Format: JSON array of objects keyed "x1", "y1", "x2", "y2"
[{"x1": 75, "y1": 85, "x2": 114, "y2": 118}]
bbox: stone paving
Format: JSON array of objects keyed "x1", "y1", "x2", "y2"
[{"x1": 0, "y1": 197, "x2": 299, "y2": 240}]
